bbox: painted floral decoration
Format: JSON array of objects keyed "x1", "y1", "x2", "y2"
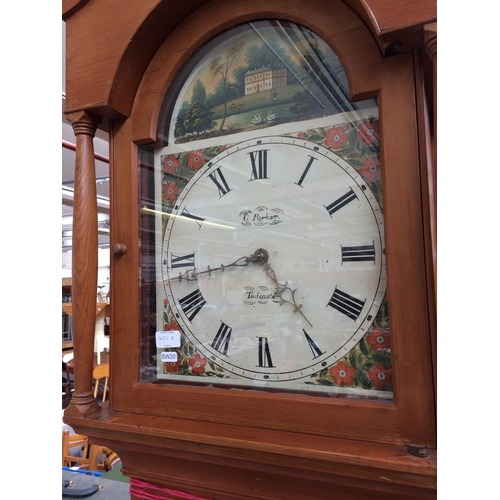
[
  {"x1": 324, "y1": 126, "x2": 348, "y2": 150},
  {"x1": 357, "y1": 120, "x2": 379, "y2": 147},
  {"x1": 162, "y1": 154, "x2": 180, "y2": 175},
  {"x1": 359, "y1": 156, "x2": 382, "y2": 183},
  {"x1": 329, "y1": 361, "x2": 355, "y2": 386},
  {"x1": 189, "y1": 353, "x2": 207, "y2": 375},
  {"x1": 187, "y1": 150, "x2": 205, "y2": 170},
  {"x1": 164, "y1": 320, "x2": 179, "y2": 331},
  {"x1": 165, "y1": 359, "x2": 182, "y2": 373},
  {"x1": 366, "y1": 328, "x2": 390, "y2": 352},
  {"x1": 163, "y1": 181, "x2": 179, "y2": 201},
  {"x1": 368, "y1": 363, "x2": 392, "y2": 390}
]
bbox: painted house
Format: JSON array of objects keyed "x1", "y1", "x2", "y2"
[{"x1": 244, "y1": 66, "x2": 287, "y2": 95}]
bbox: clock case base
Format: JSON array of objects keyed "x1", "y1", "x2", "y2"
[{"x1": 65, "y1": 405, "x2": 436, "y2": 500}]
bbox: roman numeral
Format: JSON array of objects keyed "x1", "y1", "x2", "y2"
[
  {"x1": 295, "y1": 155, "x2": 317, "y2": 187},
  {"x1": 249, "y1": 149, "x2": 269, "y2": 180},
  {"x1": 170, "y1": 252, "x2": 195, "y2": 269},
  {"x1": 208, "y1": 167, "x2": 232, "y2": 198},
  {"x1": 181, "y1": 207, "x2": 205, "y2": 228},
  {"x1": 210, "y1": 322, "x2": 232, "y2": 356},
  {"x1": 327, "y1": 288, "x2": 365, "y2": 321},
  {"x1": 179, "y1": 288, "x2": 206, "y2": 322},
  {"x1": 257, "y1": 337, "x2": 274, "y2": 368},
  {"x1": 325, "y1": 187, "x2": 358, "y2": 216},
  {"x1": 303, "y1": 329, "x2": 324, "y2": 359},
  {"x1": 341, "y1": 244, "x2": 376, "y2": 263}
]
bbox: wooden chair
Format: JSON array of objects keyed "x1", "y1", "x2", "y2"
[
  {"x1": 62, "y1": 429, "x2": 90, "y2": 469},
  {"x1": 93, "y1": 363, "x2": 109, "y2": 402},
  {"x1": 89, "y1": 445, "x2": 122, "y2": 471},
  {"x1": 63, "y1": 429, "x2": 120, "y2": 471}
]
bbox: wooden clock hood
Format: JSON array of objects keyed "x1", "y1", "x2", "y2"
[{"x1": 62, "y1": 0, "x2": 436, "y2": 121}]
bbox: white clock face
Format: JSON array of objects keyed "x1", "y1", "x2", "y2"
[{"x1": 161, "y1": 136, "x2": 385, "y2": 384}]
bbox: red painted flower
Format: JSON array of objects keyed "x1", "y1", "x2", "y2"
[
  {"x1": 162, "y1": 154, "x2": 180, "y2": 175},
  {"x1": 367, "y1": 363, "x2": 392, "y2": 389},
  {"x1": 187, "y1": 150, "x2": 205, "y2": 170},
  {"x1": 163, "y1": 181, "x2": 179, "y2": 201},
  {"x1": 324, "y1": 126, "x2": 348, "y2": 150},
  {"x1": 366, "y1": 328, "x2": 390, "y2": 351},
  {"x1": 357, "y1": 121, "x2": 379, "y2": 146},
  {"x1": 359, "y1": 157, "x2": 382, "y2": 183},
  {"x1": 297, "y1": 132, "x2": 306, "y2": 139},
  {"x1": 329, "y1": 361, "x2": 355, "y2": 386},
  {"x1": 163, "y1": 298, "x2": 168, "y2": 307},
  {"x1": 164, "y1": 359, "x2": 181, "y2": 373},
  {"x1": 189, "y1": 353, "x2": 207, "y2": 375},
  {"x1": 164, "y1": 320, "x2": 179, "y2": 331}
]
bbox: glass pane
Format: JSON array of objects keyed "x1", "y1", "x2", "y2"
[{"x1": 138, "y1": 20, "x2": 391, "y2": 400}]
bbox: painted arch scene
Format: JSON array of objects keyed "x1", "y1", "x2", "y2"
[{"x1": 166, "y1": 20, "x2": 377, "y2": 144}]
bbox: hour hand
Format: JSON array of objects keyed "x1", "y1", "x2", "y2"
[{"x1": 165, "y1": 248, "x2": 269, "y2": 283}]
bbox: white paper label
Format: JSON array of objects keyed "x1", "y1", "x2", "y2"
[
  {"x1": 160, "y1": 351, "x2": 178, "y2": 363},
  {"x1": 156, "y1": 330, "x2": 181, "y2": 348}
]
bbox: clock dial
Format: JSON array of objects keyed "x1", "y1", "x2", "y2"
[{"x1": 160, "y1": 136, "x2": 386, "y2": 386}]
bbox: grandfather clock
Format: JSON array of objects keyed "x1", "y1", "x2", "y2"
[{"x1": 63, "y1": 1, "x2": 437, "y2": 499}]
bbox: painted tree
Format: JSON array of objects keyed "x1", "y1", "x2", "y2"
[
  {"x1": 232, "y1": 66, "x2": 248, "y2": 97},
  {"x1": 245, "y1": 37, "x2": 295, "y2": 74},
  {"x1": 191, "y1": 79, "x2": 207, "y2": 105},
  {"x1": 209, "y1": 41, "x2": 245, "y2": 131},
  {"x1": 183, "y1": 101, "x2": 216, "y2": 136}
]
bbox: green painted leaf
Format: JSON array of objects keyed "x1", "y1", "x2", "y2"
[
  {"x1": 359, "y1": 338, "x2": 369, "y2": 355},
  {"x1": 349, "y1": 128, "x2": 358, "y2": 147},
  {"x1": 349, "y1": 349, "x2": 358, "y2": 368},
  {"x1": 306, "y1": 134, "x2": 324, "y2": 142},
  {"x1": 314, "y1": 379, "x2": 334, "y2": 386},
  {"x1": 357, "y1": 370, "x2": 372, "y2": 389},
  {"x1": 371, "y1": 353, "x2": 391, "y2": 365},
  {"x1": 346, "y1": 156, "x2": 364, "y2": 167}
]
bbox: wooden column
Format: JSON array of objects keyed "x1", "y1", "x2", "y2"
[{"x1": 64, "y1": 110, "x2": 102, "y2": 418}]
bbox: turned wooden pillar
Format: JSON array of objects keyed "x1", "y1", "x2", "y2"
[{"x1": 64, "y1": 110, "x2": 102, "y2": 418}]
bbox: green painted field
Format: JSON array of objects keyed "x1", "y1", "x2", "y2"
[{"x1": 209, "y1": 84, "x2": 308, "y2": 130}]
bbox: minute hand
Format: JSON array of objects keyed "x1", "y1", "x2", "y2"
[{"x1": 263, "y1": 259, "x2": 313, "y2": 328}]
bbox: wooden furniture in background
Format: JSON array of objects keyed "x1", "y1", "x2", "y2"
[
  {"x1": 63, "y1": 1, "x2": 437, "y2": 499},
  {"x1": 62, "y1": 430, "x2": 89, "y2": 469},
  {"x1": 62, "y1": 303, "x2": 109, "y2": 362},
  {"x1": 66, "y1": 351, "x2": 109, "y2": 375},
  {"x1": 92, "y1": 363, "x2": 109, "y2": 402},
  {"x1": 63, "y1": 429, "x2": 119, "y2": 472}
]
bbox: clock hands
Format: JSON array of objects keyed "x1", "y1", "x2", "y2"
[
  {"x1": 258, "y1": 252, "x2": 313, "y2": 328},
  {"x1": 166, "y1": 248, "x2": 312, "y2": 327}
]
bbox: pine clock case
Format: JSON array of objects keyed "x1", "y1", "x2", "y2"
[{"x1": 63, "y1": 1, "x2": 437, "y2": 498}]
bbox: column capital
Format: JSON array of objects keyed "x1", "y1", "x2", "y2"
[
  {"x1": 423, "y1": 22, "x2": 437, "y2": 62},
  {"x1": 65, "y1": 110, "x2": 102, "y2": 136}
]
